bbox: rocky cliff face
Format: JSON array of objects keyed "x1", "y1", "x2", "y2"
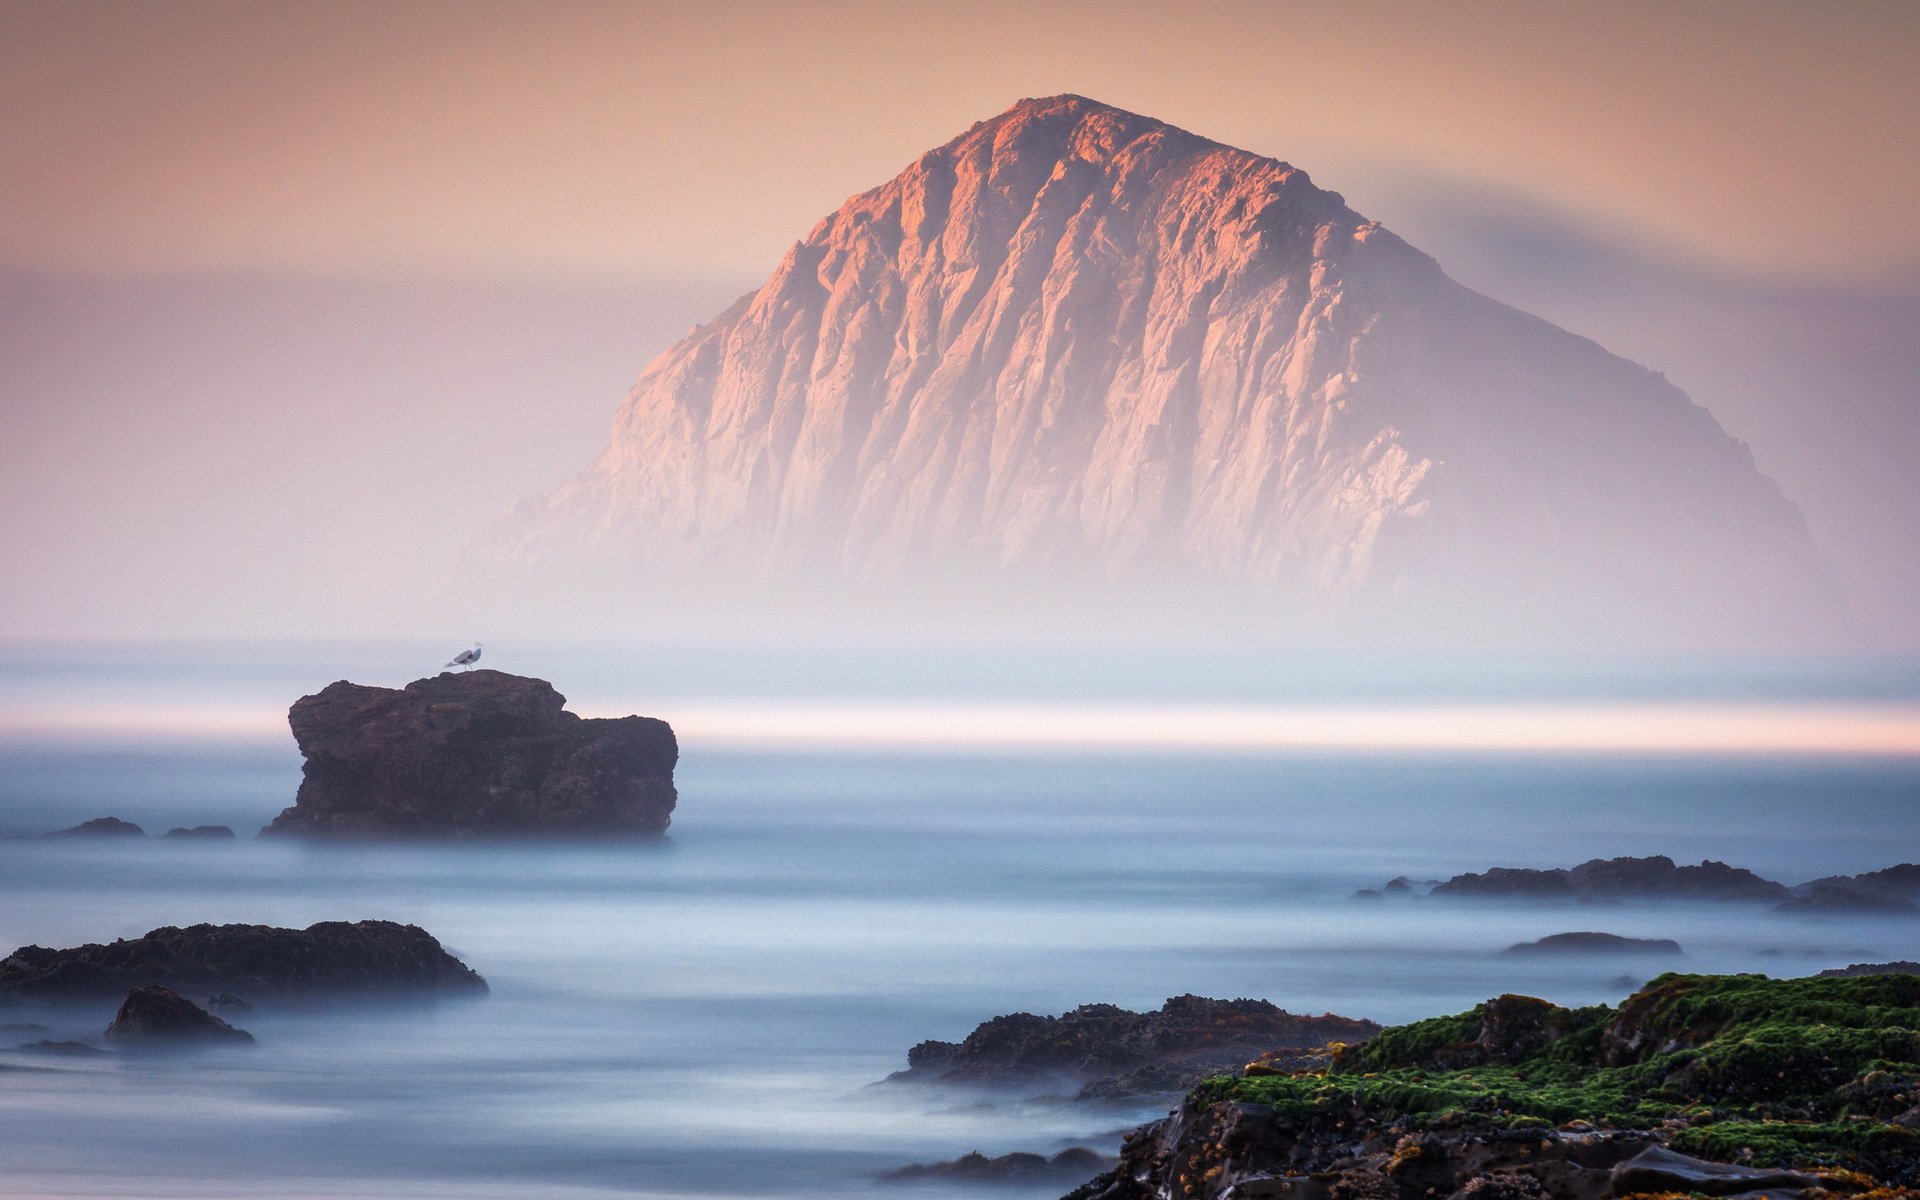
[
  {"x1": 262, "y1": 670, "x2": 676, "y2": 839},
  {"x1": 466, "y1": 94, "x2": 1840, "y2": 645}
]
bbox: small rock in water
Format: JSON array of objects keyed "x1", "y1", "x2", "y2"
[
  {"x1": 163, "y1": 825, "x2": 235, "y2": 840},
  {"x1": 43, "y1": 817, "x2": 145, "y2": 838},
  {"x1": 104, "y1": 986, "x2": 254, "y2": 1046},
  {"x1": 1501, "y1": 932, "x2": 1684, "y2": 956},
  {"x1": 261, "y1": 670, "x2": 677, "y2": 839},
  {"x1": 0, "y1": 919, "x2": 488, "y2": 1003}
]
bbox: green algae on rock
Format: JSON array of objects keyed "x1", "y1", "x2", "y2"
[{"x1": 1075, "y1": 974, "x2": 1920, "y2": 1200}]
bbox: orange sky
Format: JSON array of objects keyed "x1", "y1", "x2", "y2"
[
  {"x1": 2, "y1": 0, "x2": 1916, "y2": 643},
  {"x1": 3, "y1": 0, "x2": 1916, "y2": 285}
]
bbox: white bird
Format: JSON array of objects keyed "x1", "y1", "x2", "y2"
[{"x1": 446, "y1": 642, "x2": 483, "y2": 671}]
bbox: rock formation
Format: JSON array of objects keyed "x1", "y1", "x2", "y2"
[
  {"x1": 103, "y1": 985, "x2": 254, "y2": 1046},
  {"x1": 465, "y1": 94, "x2": 1841, "y2": 648},
  {"x1": 1427, "y1": 856, "x2": 1790, "y2": 902},
  {"x1": 885, "y1": 994, "x2": 1379, "y2": 1101},
  {"x1": 261, "y1": 670, "x2": 676, "y2": 839},
  {"x1": 885, "y1": 1147, "x2": 1113, "y2": 1183},
  {"x1": 0, "y1": 920, "x2": 486, "y2": 1005},
  {"x1": 44, "y1": 817, "x2": 144, "y2": 838},
  {"x1": 1781, "y1": 863, "x2": 1920, "y2": 913},
  {"x1": 163, "y1": 825, "x2": 235, "y2": 840},
  {"x1": 1818, "y1": 961, "x2": 1920, "y2": 978},
  {"x1": 1501, "y1": 932, "x2": 1684, "y2": 956}
]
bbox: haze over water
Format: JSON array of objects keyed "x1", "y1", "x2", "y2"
[{"x1": 0, "y1": 642, "x2": 1916, "y2": 1198}]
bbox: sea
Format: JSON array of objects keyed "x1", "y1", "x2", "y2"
[{"x1": 0, "y1": 640, "x2": 1916, "y2": 1199}]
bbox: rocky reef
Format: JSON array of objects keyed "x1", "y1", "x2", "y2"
[
  {"x1": 1364, "y1": 856, "x2": 1920, "y2": 916},
  {"x1": 261, "y1": 669, "x2": 676, "y2": 839},
  {"x1": 1430, "y1": 856, "x2": 1790, "y2": 902},
  {"x1": 887, "y1": 995, "x2": 1380, "y2": 1103},
  {"x1": 1071, "y1": 973, "x2": 1920, "y2": 1199},
  {"x1": 0, "y1": 920, "x2": 486, "y2": 1005},
  {"x1": 104, "y1": 985, "x2": 253, "y2": 1046}
]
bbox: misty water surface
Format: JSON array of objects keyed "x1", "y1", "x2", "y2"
[{"x1": 0, "y1": 643, "x2": 1916, "y2": 1198}]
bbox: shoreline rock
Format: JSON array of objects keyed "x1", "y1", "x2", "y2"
[
  {"x1": 886, "y1": 995, "x2": 1380, "y2": 1103},
  {"x1": 1070, "y1": 972, "x2": 1920, "y2": 1199},
  {"x1": 886, "y1": 1147, "x2": 1114, "y2": 1184},
  {"x1": 0, "y1": 919, "x2": 487, "y2": 1006},
  {"x1": 261, "y1": 670, "x2": 676, "y2": 839}
]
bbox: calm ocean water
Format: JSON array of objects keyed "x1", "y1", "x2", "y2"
[{"x1": 1, "y1": 641, "x2": 1917, "y2": 1198}]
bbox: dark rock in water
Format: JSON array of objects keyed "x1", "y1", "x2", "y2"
[
  {"x1": 15, "y1": 1039, "x2": 105, "y2": 1055},
  {"x1": 1609, "y1": 1145, "x2": 1819, "y2": 1195},
  {"x1": 0, "y1": 919, "x2": 487, "y2": 1004},
  {"x1": 1775, "y1": 879, "x2": 1918, "y2": 914},
  {"x1": 1792, "y1": 862, "x2": 1920, "y2": 905},
  {"x1": 44, "y1": 817, "x2": 145, "y2": 839},
  {"x1": 1502, "y1": 932, "x2": 1684, "y2": 957},
  {"x1": 886, "y1": 1147, "x2": 1113, "y2": 1183},
  {"x1": 104, "y1": 985, "x2": 253, "y2": 1046},
  {"x1": 1350, "y1": 888, "x2": 1384, "y2": 900},
  {"x1": 163, "y1": 825, "x2": 235, "y2": 839},
  {"x1": 1431, "y1": 855, "x2": 1789, "y2": 902},
  {"x1": 1819, "y1": 961, "x2": 1920, "y2": 978},
  {"x1": 885, "y1": 995, "x2": 1380, "y2": 1101},
  {"x1": 260, "y1": 670, "x2": 677, "y2": 839}
]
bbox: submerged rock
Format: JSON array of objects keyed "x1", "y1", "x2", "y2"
[
  {"x1": 163, "y1": 825, "x2": 235, "y2": 840},
  {"x1": 260, "y1": 670, "x2": 677, "y2": 839},
  {"x1": 104, "y1": 985, "x2": 253, "y2": 1046},
  {"x1": 0, "y1": 919, "x2": 487, "y2": 1004},
  {"x1": 886, "y1": 995, "x2": 1380, "y2": 1101},
  {"x1": 44, "y1": 817, "x2": 145, "y2": 838},
  {"x1": 1501, "y1": 932, "x2": 1684, "y2": 956}
]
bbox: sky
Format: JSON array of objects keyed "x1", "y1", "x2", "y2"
[{"x1": 2, "y1": 0, "x2": 1916, "y2": 644}]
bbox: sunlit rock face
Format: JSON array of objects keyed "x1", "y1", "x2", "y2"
[{"x1": 468, "y1": 94, "x2": 1841, "y2": 645}]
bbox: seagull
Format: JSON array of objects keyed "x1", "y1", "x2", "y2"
[{"x1": 446, "y1": 642, "x2": 483, "y2": 671}]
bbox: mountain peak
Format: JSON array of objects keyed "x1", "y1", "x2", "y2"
[
  {"x1": 464, "y1": 99, "x2": 1841, "y2": 647},
  {"x1": 949, "y1": 93, "x2": 1228, "y2": 167}
]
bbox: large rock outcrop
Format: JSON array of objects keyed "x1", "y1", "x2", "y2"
[
  {"x1": 464, "y1": 94, "x2": 1841, "y2": 648},
  {"x1": 261, "y1": 670, "x2": 676, "y2": 839},
  {"x1": 1073, "y1": 973, "x2": 1920, "y2": 1200},
  {"x1": 0, "y1": 920, "x2": 486, "y2": 1005}
]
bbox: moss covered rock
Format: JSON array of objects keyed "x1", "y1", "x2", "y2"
[{"x1": 1075, "y1": 973, "x2": 1920, "y2": 1200}]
